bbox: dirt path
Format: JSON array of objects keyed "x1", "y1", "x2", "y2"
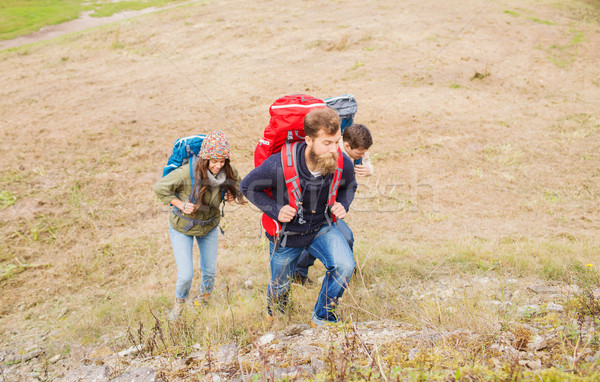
[{"x1": 0, "y1": 0, "x2": 200, "y2": 51}]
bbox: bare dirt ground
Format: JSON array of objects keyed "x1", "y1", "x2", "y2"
[{"x1": 1, "y1": 0, "x2": 599, "y2": 379}]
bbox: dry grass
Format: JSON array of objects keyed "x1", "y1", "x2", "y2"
[{"x1": 1, "y1": 0, "x2": 600, "y2": 379}]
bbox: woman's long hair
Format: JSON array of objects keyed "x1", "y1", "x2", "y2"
[{"x1": 191, "y1": 158, "x2": 245, "y2": 212}]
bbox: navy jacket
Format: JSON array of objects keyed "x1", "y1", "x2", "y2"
[{"x1": 240, "y1": 142, "x2": 357, "y2": 247}]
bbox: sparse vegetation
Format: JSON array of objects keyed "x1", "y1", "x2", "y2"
[
  {"x1": 0, "y1": 0, "x2": 186, "y2": 41},
  {"x1": 1, "y1": 0, "x2": 600, "y2": 380}
]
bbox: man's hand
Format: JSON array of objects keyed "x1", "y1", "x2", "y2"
[
  {"x1": 354, "y1": 164, "x2": 371, "y2": 177},
  {"x1": 278, "y1": 205, "x2": 297, "y2": 223},
  {"x1": 330, "y1": 202, "x2": 347, "y2": 219}
]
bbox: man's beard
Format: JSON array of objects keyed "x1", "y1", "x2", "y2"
[{"x1": 308, "y1": 146, "x2": 338, "y2": 175}]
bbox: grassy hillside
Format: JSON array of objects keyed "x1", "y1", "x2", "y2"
[{"x1": 1, "y1": 0, "x2": 600, "y2": 379}]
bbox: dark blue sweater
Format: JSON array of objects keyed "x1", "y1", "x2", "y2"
[{"x1": 241, "y1": 142, "x2": 357, "y2": 248}]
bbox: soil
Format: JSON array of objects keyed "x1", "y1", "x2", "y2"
[{"x1": 0, "y1": 0, "x2": 599, "y2": 377}]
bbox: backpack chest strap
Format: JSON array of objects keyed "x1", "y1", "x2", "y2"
[{"x1": 173, "y1": 208, "x2": 217, "y2": 232}]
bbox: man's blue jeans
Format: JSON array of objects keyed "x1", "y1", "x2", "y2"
[
  {"x1": 168, "y1": 224, "x2": 219, "y2": 299},
  {"x1": 268, "y1": 223, "x2": 355, "y2": 322},
  {"x1": 295, "y1": 220, "x2": 354, "y2": 278}
]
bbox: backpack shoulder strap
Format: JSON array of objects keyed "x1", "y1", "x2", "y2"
[
  {"x1": 189, "y1": 156, "x2": 196, "y2": 204},
  {"x1": 281, "y1": 142, "x2": 302, "y2": 210},
  {"x1": 327, "y1": 147, "x2": 345, "y2": 207}
]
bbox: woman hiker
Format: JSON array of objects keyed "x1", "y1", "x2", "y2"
[{"x1": 153, "y1": 131, "x2": 245, "y2": 321}]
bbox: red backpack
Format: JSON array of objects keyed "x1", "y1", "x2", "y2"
[{"x1": 254, "y1": 95, "x2": 344, "y2": 238}]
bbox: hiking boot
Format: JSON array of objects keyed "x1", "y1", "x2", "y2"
[
  {"x1": 194, "y1": 293, "x2": 210, "y2": 306},
  {"x1": 311, "y1": 310, "x2": 339, "y2": 327},
  {"x1": 293, "y1": 272, "x2": 316, "y2": 287},
  {"x1": 311, "y1": 312, "x2": 332, "y2": 328},
  {"x1": 168, "y1": 298, "x2": 186, "y2": 321},
  {"x1": 266, "y1": 306, "x2": 274, "y2": 324}
]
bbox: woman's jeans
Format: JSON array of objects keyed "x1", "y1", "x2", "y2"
[
  {"x1": 295, "y1": 220, "x2": 354, "y2": 278},
  {"x1": 268, "y1": 223, "x2": 355, "y2": 322},
  {"x1": 168, "y1": 224, "x2": 219, "y2": 300}
]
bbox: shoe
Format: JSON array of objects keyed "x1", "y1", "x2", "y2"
[
  {"x1": 168, "y1": 298, "x2": 186, "y2": 321},
  {"x1": 266, "y1": 306, "x2": 274, "y2": 323},
  {"x1": 311, "y1": 312, "x2": 333, "y2": 327},
  {"x1": 193, "y1": 293, "x2": 210, "y2": 306},
  {"x1": 293, "y1": 272, "x2": 316, "y2": 287}
]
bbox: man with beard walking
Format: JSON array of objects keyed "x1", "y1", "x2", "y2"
[{"x1": 240, "y1": 107, "x2": 357, "y2": 326}]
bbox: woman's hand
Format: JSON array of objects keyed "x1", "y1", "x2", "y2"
[
  {"x1": 180, "y1": 202, "x2": 197, "y2": 214},
  {"x1": 224, "y1": 191, "x2": 235, "y2": 202},
  {"x1": 171, "y1": 198, "x2": 196, "y2": 214}
]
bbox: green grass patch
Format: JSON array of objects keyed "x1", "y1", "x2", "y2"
[
  {"x1": 503, "y1": 10, "x2": 519, "y2": 17},
  {"x1": 0, "y1": 191, "x2": 17, "y2": 208},
  {"x1": 530, "y1": 17, "x2": 555, "y2": 25},
  {"x1": 570, "y1": 29, "x2": 585, "y2": 45},
  {"x1": 0, "y1": 0, "x2": 186, "y2": 41},
  {"x1": 0, "y1": 0, "x2": 82, "y2": 41}
]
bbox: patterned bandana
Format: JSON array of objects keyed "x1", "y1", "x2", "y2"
[{"x1": 199, "y1": 131, "x2": 230, "y2": 159}]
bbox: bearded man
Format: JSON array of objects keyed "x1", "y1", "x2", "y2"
[{"x1": 240, "y1": 107, "x2": 357, "y2": 326}]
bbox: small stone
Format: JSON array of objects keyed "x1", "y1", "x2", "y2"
[
  {"x1": 60, "y1": 365, "x2": 110, "y2": 382},
  {"x1": 244, "y1": 279, "x2": 253, "y2": 289},
  {"x1": 528, "y1": 335, "x2": 547, "y2": 351},
  {"x1": 522, "y1": 359, "x2": 542, "y2": 370},
  {"x1": 517, "y1": 305, "x2": 540, "y2": 317},
  {"x1": 290, "y1": 344, "x2": 321, "y2": 363},
  {"x1": 22, "y1": 349, "x2": 43, "y2": 362},
  {"x1": 546, "y1": 302, "x2": 563, "y2": 312},
  {"x1": 49, "y1": 354, "x2": 61, "y2": 364},
  {"x1": 527, "y1": 285, "x2": 560, "y2": 294},
  {"x1": 282, "y1": 324, "x2": 310, "y2": 336},
  {"x1": 118, "y1": 344, "x2": 144, "y2": 357},
  {"x1": 111, "y1": 367, "x2": 157, "y2": 382},
  {"x1": 215, "y1": 342, "x2": 238, "y2": 366},
  {"x1": 408, "y1": 348, "x2": 420, "y2": 360},
  {"x1": 311, "y1": 356, "x2": 326, "y2": 372},
  {"x1": 257, "y1": 333, "x2": 275, "y2": 346}
]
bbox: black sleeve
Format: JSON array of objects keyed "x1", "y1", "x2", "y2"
[{"x1": 240, "y1": 154, "x2": 286, "y2": 220}]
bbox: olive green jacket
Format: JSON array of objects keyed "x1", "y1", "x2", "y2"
[{"x1": 153, "y1": 164, "x2": 240, "y2": 236}]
